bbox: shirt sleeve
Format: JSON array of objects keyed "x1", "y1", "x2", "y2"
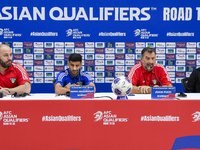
[
  {"x1": 55, "y1": 72, "x2": 65, "y2": 87},
  {"x1": 15, "y1": 64, "x2": 31, "y2": 85},
  {"x1": 128, "y1": 67, "x2": 139, "y2": 86},
  {"x1": 159, "y1": 67, "x2": 172, "y2": 86},
  {"x1": 82, "y1": 72, "x2": 93, "y2": 85}
]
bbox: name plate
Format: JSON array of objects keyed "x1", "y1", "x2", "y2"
[
  {"x1": 70, "y1": 86, "x2": 94, "y2": 99},
  {"x1": 151, "y1": 87, "x2": 176, "y2": 100}
]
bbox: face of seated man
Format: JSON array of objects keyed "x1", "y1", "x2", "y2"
[
  {"x1": 141, "y1": 51, "x2": 156, "y2": 72},
  {"x1": 68, "y1": 61, "x2": 82, "y2": 77}
]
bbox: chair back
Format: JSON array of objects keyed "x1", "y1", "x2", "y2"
[{"x1": 53, "y1": 79, "x2": 57, "y2": 89}]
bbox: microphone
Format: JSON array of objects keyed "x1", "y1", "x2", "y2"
[
  {"x1": 0, "y1": 92, "x2": 3, "y2": 98},
  {"x1": 151, "y1": 67, "x2": 163, "y2": 86},
  {"x1": 78, "y1": 69, "x2": 81, "y2": 86}
]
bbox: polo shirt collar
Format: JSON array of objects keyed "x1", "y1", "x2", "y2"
[{"x1": 0, "y1": 64, "x2": 14, "y2": 75}]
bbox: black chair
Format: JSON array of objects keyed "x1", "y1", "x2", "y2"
[
  {"x1": 181, "y1": 78, "x2": 189, "y2": 92},
  {"x1": 53, "y1": 79, "x2": 57, "y2": 89}
]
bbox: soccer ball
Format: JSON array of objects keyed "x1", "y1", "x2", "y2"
[{"x1": 111, "y1": 76, "x2": 132, "y2": 96}]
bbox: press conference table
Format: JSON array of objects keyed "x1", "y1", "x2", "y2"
[{"x1": 1, "y1": 93, "x2": 200, "y2": 150}]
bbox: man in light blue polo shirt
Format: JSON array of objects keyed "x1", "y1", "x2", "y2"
[{"x1": 55, "y1": 53, "x2": 96, "y2": 94}]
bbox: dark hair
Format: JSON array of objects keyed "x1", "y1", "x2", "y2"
[
  {"x1": 68, "y1": 53, "x2": 82, "y2": 62},
  {"x1": 141, "y1": 47, "x2": 156, "y2": 58}
]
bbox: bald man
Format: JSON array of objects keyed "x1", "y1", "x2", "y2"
[{"x1": 0, "y1": 44, "x2": 31, "y2": 96}]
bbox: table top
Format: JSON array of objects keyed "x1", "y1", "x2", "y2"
[{"x1": 0, "y1": 93, "x2": 199, "y2": 100}]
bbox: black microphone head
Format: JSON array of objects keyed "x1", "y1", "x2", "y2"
[
  {"x1": 0, "y1": 92, "x2": 3, "y2": 98},
  {"x1": 14, "y1": 92, "x2": 17, "y2": 96}
]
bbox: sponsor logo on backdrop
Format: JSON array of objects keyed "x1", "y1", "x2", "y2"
[
  {"x1": 166, "y1": 66, "x2": 175, "y2": 71},
  {"x1": 192, "y1": 111, "x2": 200, "y2": 122},
  {"x1": 75, "y1": 48, "x2": 84, "y2": 53},
  {"x1": 186, "y1": 60, "x2": 196, "y2": 65},
  {"x1": 176, "y1": 72, "x2": 185, "y2": 77},
  {"x1": 95, "y1": 72, "x2": 104, "y2": 77},
  {"x1": 34, "y1": 66, "x2": 43, "y2": 71},
  {"x1": 85, "y1": 48, "x2": 94, "y2": 53},
  {"x1": 105, "y1": 78, "x2": 114, "y2": 83},
  {"x1": 45, "y1": 60, "x2": 54, "y2": 65},
  {"x1": 13, "y1": 42, "x2": 23, "y2": 47},
  {"x1": 134, "y1": 29, "x2": 158, "y2": 39},
  {"x1": 87, "y1": 72, "x2": 94, "y2": 77},
  {"x1": 95, "y1": 48, "x2": 104, "y2": 53},
  {"x1": 54, "y1": 66, "x2": 64, "y2": 71},
  {"x1": 135, "y1": 42, "x2": 145, "y2": 47},
  {"x1": 115, "y1": 72, "x2": 125, "y2": 77},
  {"x1": 186, "y1": 66, "x2": 195, "y2": 72},
  {"x1": 24, "y1": 48, "x2": 33, "y2": 53},
  {"x1": 176, "y1": 42, "x2": 186, "y2": 48},
  {"x1": 42, "y1": 114, "x2": 81, "y2": 122},
  {"x1": 105, "y1": 72, "x2": 114, "y2": 77},
  {"x1": 115, "y1": 42, "x2": 125, "y2": 47},
  {"x1": 93, "y1": 111, "x2": 128, "y2": 125},
  {"x1": 186, "y1": 72, "x2": 192, "y2": 77},
  {"x1": 176, "y1": 48, "x2": 186, "y2": 53},
  {"x1": 34, "y1": 42, "x2": 43, "y2": 47},
  {"x1": 156, "y1": 55, "x2": 165, "y2": 59},
  {"x1": 86, "y1": 66, "x2": 94, "y2": 71},
  {"x1": 54, "y1": 48, "x2": 64, "y2": 53},
  {"x1": 0, "y1": 28, "x2": 22, "y2": 39},
  {"x1": 95, "y1": 66, "x2": 104, "y2": 71},
  {"x1": 141, "y1": 115, "x2": 179, "y2": 122},
  {"x1": 34, "y1": 72, "x2": 43, "y2": 77},
  {"x1": 125, "y1": 54, "x2": 134, "y2": 59},
  {"x1": 187, "y1": 42, "x2": 196, "y2": 47},
  {"x1": 24, "y1": 42, "x2": 33, "y2": 47},
  {"x1": 34, "y1": 78, "x2": 43, "y2": 83},
  {"x1": 146, "y1": 42, "x2": 155, "y2": 47},
  {"x1": 116, "y1": 54, "x2": 125, "y2": 59},
  {"x1": 34, "y1": 54, "x2": 44, "y2": 59},
  {"x1": 135, "y1": 48, "x2": 142, "y2": 53},
  {"x1": 44, "y1": 42, "x2": 53, "y2": 48},
  {"x1": 176, "y1": 60, "x2": 185, "y2": 65},
  {"x1": 65, "y1": 42, "x2": 74, "y2": 47},
  {"x1": 105, "y1": 48, "x2": 114, "y2": 53},
  {"x1": 126, "y1": 60, "x2": 134, "y2": 65},
  {"x1": 45, "y1": 66, "x2": 54, "y2": 71},
  {"x1": 176, "y1": 54, "x2": 185, "y2": 59},
  {"x1": 168, "y1": 72, "x2": 175, "y2": 77},
  {"x1": 105, "y1": 66, "x2": 115, "y2": 71},
  {"x1": 166, "y1": 49, "x2": 175, "y2": 54},
  {"x1": 34, "y1": 48, "x2": 44, "y2": 53},
  {"x1": 116, "y1": 60, "x2": 124, "y2": 65},
  {"x1": 30, "y1": 32, "x2": 58, "y2": 36},
  {"x1": 156, "y1": 48, "x2": 165, "y2": 53},
  {"x1": 99, "y1": 32, "x2": 126, "y2": 36},
  {"x1": 24, "y1": 60, "x2": 33, "y2": 65},
  {"x1": 25, "y1": 66, "x2": 33, "y2": 71},
  {"x1": 13, "y1": 48, "x2": 23, "y2": 53},
  {"x1": 65, "y1": 48, "x2": 74, "y2": 53},
  {"x1": 13, "y1": 60, "x2": 23, "y2": 65},
  {"x1": 45, "y1": 72, "x2": 54, "y2": 77},
  {"x1": 95, "y1": 54, "x2": 104, "y2": 59},
  {"x1": 166, "y1": 42, "x2": 176, "y2": 47},
  {"x1": 167, "y1": 32, "x2": 194, "y2": 36},
  {"x1": 0, "y1": 111, "x2": 29, "y2": 125},
  {"x1": 115, "y1": 66, "x2": 124, "y2": 71},
  {"x1": 126, "y1": 48, "x2": 134, "y2": 54},
  {"x1": 126, "y1": 42, "x2": 135, "y2": 47},
  {"x1": 66, "y1": 29, "x2": 90, "y2": 39},
  {"x1": 166, "y1": 60, "x2": 175, "y2": 65},
  {"x1": 95, "y1": 60, "x2": 104, "y2": 65},
  {"x1": 105, "y1": 54, "x2": 114, "y2": 59},
  {"x1": 45, "y1": 78, "x2": 53, "y2": 83},
  {"x1": 85, "y1": 42, "x2": 94, "y2": 47},
  {"x1": 13, "y1": 54, "x2": 23, "y2": 59},
  {"x1": 156, "y1": 60, "x2": 165, "y2": 65},
  {"x1": 106, "y1": 60, "x2": 114, "y2": 65},
  {"x1": 176, "y1": 66, "x2": 185, "y2": 71},
  {"x1": 85, "y1": 60, "x2": 94, "y2": 65},
  {"x1": 95, "y1": 78, "x2": 104, "y2": 83},
  {"x1": 27, "y1": 72, "x2": 33, "y2": 77},
  {"x1": 34, "y1": 60, "x2": 44, "y2": 65},
  {"x1": 54, "y1": 54, "x2": 64, "y2": 59},
  {"x1": 115, "y1": 48, "x2": 125, "y2": 53},
  {"x1": 55, "y1": 42, "x2": 64, "y2": 47},
  {"x1": 24, "y1": 54, "x2": 33, "y2": 59},
  {"x1": 95, "y1": 42, "x2": 105, "y2": 48},
  {"x1": 187, "y1": 49, "x2": 196, "y2": 53},
  {"x1": 156, "y1": 42, "x2": 165, "y2": 47},
  {"x1": 187, "y1": 54, "x2": 196, "y2": 59}
]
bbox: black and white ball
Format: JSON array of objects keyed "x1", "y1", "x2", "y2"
[{"x1": 111, "y1": 76, "x2": 132, "y2": 96}]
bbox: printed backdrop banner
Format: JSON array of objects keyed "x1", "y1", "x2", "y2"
[{"x1": 0, "y1": 0, "x2": 200, "y2": 93}]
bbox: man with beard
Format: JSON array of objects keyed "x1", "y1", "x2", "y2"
[
  {"x1": 128, "y1": 47, "x2": 172, "y2": 94},
  {"x1": 0, "y1": 44, "x2": 31, "y2": 96},
  {"x1": 54, "y1": 53, "x2": 96, "y2": 94}
]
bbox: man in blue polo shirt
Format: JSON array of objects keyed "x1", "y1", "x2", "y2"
[{"x1": 54, "y1": 53, "x2": 96, "y2": 94}]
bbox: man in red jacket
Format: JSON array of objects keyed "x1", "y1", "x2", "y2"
[
  {"x1": 128, "y1": 47, "x2": 172, "y2": 94},
  {"x1": 0, "y1": 44, "x2": 31, "y2": 96}
]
